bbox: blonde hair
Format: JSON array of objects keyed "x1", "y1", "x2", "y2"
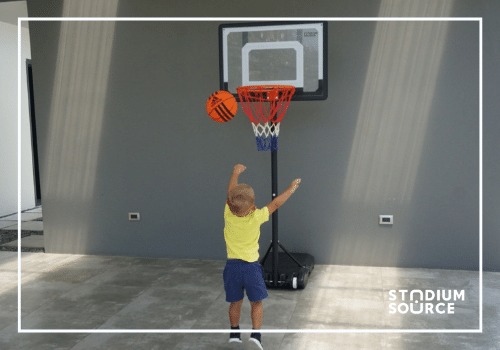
[{"x1": 227, "y1": 184, "x2": 255, "y2": 216}]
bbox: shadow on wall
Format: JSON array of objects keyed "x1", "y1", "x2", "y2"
[
  {"x1": 329, "y1": 1, "x2": 457, "y2": 266},
  {"x1": 42, "y1": 0, "x2": 119, "y2": 253}
]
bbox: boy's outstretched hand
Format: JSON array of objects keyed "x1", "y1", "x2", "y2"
[
  {"x1": 233, "y1": 164, "x2": 247, "y2": 174},
  {"x1": 228, "y1": 164, "x2": 246, "y2": 195},
  {"x1": 289, "y1": 178, "x2": 301, "y2": 194},
  {"x1": 266, "y1": 178, "x2": 302, "y2": 215}
]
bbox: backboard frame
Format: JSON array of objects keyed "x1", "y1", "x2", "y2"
[{"x1": 219, "y1": 21, "x2": 328, "y2": 101}]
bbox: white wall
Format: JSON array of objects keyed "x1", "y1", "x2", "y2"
[{"x1": 0, "y1": 1, "x2": 34, "y2": 217}]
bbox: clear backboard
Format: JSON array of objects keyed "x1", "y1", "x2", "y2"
[{"x1": 219, "y1": 21, "x2": 328, "y2": 101}]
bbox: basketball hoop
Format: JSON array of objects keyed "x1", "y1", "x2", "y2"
[
  {"x1": 235, "y1": 84, "x2": 313, "y2": 289},
  {"x1": 237, "y1": 85, "x2": 295, "y2": 151}
]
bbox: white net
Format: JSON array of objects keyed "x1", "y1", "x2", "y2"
[
  {"x1": 252, "y1": 122, "x2": 280, "y2": 138},
  {"x1": 251, "y1": 122, "x2": 280, "y2": 151}
]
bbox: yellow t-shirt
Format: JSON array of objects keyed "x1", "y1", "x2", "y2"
[{"x1": 224, "y1": 203, "x2": 269, "y2": 262}]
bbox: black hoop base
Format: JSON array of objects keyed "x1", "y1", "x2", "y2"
[{"x1": 260, "y1": 246, "x2": 315, "y2": 290}]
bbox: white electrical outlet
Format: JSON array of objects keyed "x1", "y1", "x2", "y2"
[
  {"x1": 128, "y1": 212, "x2": 140, "y2": 221},
  {"x1": 379, "y1": 215, "x2": 393, "y2": 225}
]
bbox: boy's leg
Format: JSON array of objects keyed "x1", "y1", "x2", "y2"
[
  {"x1": 250, "y1": 300, "x2": 263, "y2": 329},
  {"x1": 223, "y1": 260, "x2": 245, "y2": 343},
  {"x1": 249, "y1": 301, "x2": 264, "y2": 349},
  {"x1": 229, "y1": 299, "x2": 243, "y2": 327},
  {"x1": 224, "y1": 261, "x2": 244, "y2": 326},
  {"x1": 228, "y1": 299, "x2": 243, "y2": 343},
  {"x1": 244, "y1": 262, "x2": 267, "y2": 349}
]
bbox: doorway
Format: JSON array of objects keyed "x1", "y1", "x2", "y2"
[{"x1": 26, "y1": 59, "x2": 41, "y2": 206}]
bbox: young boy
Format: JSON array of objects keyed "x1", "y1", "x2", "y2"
[{"x1": 223, "y1": 163, "x2": 301, "y2": 349}]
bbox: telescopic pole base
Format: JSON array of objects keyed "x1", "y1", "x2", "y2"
[{"x1": 260, "y1": 246, "x2": 315, "y2": 290}]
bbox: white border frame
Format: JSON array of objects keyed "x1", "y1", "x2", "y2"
[{"x1": 18, "y1": 17, "x2": 482, "y2": 334}]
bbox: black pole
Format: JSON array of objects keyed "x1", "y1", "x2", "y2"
[{"x1": 271, "y1": 148, "x2": 278, "y2": 287}]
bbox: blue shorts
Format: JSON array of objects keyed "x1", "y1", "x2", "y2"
[{"x1": 223, "y1": 259, "x2": 268, "y2": 303}]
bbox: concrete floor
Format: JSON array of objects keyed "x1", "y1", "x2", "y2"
[{"x1": 0, "y1": 251, "x2": 498, "y2": 349}]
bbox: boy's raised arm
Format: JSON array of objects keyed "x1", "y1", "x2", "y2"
[
  {"x1": 266, "y1": 179, "x2": 301, "y2": 215},
  {"x1": 227, "y1": 164, "x2": 247, "y2": 196}
]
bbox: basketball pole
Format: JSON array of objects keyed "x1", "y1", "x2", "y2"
[
  {"x1": 271, "y1": 149, "x2": 279, "y2": 288},
  {"x1": 237, "y1": 85, "x2": 311, "y2": 288}
]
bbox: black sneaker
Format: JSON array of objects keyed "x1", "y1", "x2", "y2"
[
  {"x1": 228, "y1": 332, "x2": 242, "y2": 344},
  {"x1": 248, "y1": 333, "x2": 263, "y2": 350}
]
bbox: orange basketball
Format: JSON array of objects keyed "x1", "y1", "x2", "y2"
[{"x1": 206, "y1": 90, "x2": 238, "y2": 123}]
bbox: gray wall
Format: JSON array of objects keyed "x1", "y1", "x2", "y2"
[{"x1": 27, "y1": 0, "x2": 499, "y2": 271}]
